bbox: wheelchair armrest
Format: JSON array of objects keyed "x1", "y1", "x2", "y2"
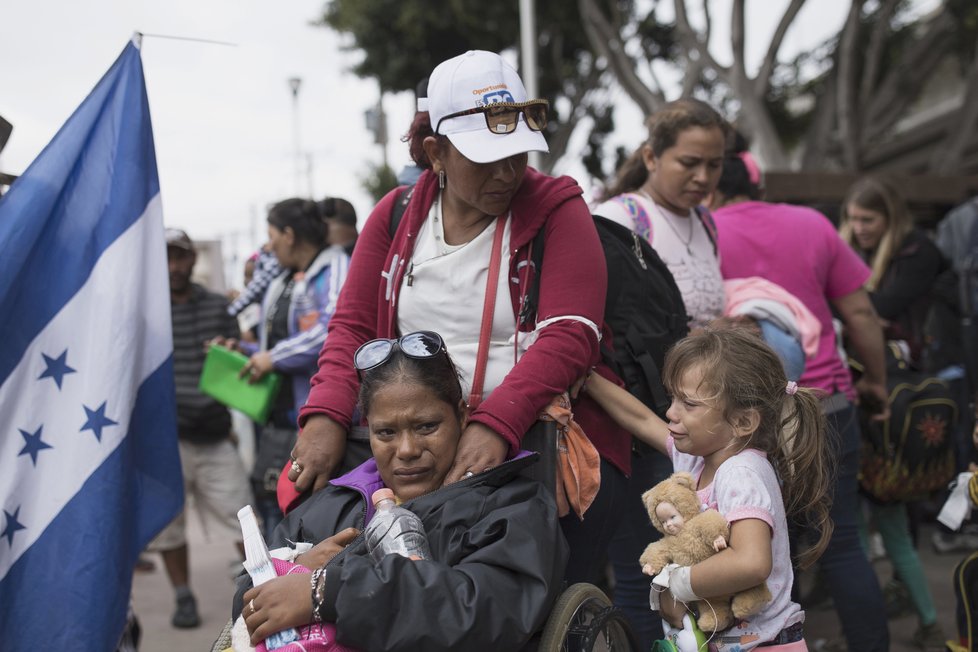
[{"x1": 520, "y1": 420, "x2": 558, "y2": 497}]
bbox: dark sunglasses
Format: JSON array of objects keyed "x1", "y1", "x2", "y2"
[
  {"x1": 354, "y1": 331, "x2": 448, "y2": 378},
  {"x1": 435, "y1": 99, "x2": 549, "y2": 136}
]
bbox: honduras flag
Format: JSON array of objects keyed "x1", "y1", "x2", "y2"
[{"x1": 0, "y1": 38, "x2": 183, "y2": 649}]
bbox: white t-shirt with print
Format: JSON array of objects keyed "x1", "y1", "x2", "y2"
[
  {"x1": 594, "y1": 192, "x2": 724, "y2": 329},
  {"x1": 397, "y1": 199, "x2": 516, "y2": 403},
  {"x1": 667, "y1": 438, "x2": 804, "y2": 650}
]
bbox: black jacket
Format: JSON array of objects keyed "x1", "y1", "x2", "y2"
[
  {"x1": 235, "y1": 453, "x2": 568, "y2": 651},
  {"x1": 871, "y1": 229, "x2": 949, "y2": 362}
]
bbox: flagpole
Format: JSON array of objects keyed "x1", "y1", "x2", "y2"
[{"x1": 519, "y1": 0, "x2": 540, "y2": 170}]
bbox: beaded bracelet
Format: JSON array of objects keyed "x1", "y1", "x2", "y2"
[{"x1": 310, "y1": 566, "x2": 327, "y2": 622}]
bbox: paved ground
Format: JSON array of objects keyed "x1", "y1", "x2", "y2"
[
  {"x1": 132, "y1": 507, "x2": 241, "y2": 652},
  {"x1": 132, "y1": 505, "x2": 966, "y2": 651},
  {"x1": 800, "y1": 522, "x2": 962, "y2": 651}
]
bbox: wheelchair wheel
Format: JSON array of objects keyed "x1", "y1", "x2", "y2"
[{"x1": 539, "y1": 582, "x2": 637, "y2": 652}]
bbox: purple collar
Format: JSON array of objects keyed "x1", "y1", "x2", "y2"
[{"x1": 330, "y1": 459, "x2": 386, "y2": 524}]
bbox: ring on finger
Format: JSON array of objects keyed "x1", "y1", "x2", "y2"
[
  {"x1": 291, "y1": 460, "x2": 302, "y2": 474},
  {"x1": 463, "y1": 471, "x2": 474, "y2": 479},
  {"x1": 249, "y1": 598, "x2": 256, "y2": 615}
]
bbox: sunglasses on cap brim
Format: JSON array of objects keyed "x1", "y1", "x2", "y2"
[
  {"x1": 354, "y1": 331, "x2": 448, "y2": 379},
  {"x1": 435, "y1": 99, "x2": 549, "y2": 136}
]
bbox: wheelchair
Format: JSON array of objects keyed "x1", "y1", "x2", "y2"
[
  {"x1": 522, "y1": 421, "x2": 638, "y2": 652},
  {"x1": 211, "y1": 422, "x2": 637, "y2": 652}
]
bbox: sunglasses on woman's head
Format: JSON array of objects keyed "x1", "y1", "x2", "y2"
[
  {"x1": 435, "y1": 99, "x2": 549, "y2": 136},
  {"x1": 354, "y1": 331, "x2": 448, "y2": 379}
]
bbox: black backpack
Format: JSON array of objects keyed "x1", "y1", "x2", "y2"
[
  {"x1": 591, "y1": 215, "x2": 689, "y2": 418},
  {"x1": 858, "y1": 342, "x2": 958, "y2": 503}
]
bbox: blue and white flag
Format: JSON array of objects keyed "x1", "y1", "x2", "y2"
[{"x1": 0, "y1": 38, "x2": 183, "y2": 649}]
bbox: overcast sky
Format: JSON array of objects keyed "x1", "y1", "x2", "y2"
[{"x1": 1, "y1": 0, "x2": 939, "y2": 285}]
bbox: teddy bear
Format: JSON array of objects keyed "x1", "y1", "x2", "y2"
[{"x1": 640, "y1": 471, "x2": 772, "y2": 633}]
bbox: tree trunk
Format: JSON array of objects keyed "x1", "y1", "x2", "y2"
[
  {"x1": 578, "y1": 0, "x2": 664, "y2": 114},
  {"x1": 932, "y1": 49, "x2": 978, "y2": 174},
  {"x1": 736, "y1": 88, "x2": 789, "y2": 169},
  {"x1": 836, "y1": 0, "x2": 863, "y2": 170}
]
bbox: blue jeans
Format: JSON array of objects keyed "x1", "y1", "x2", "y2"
[
  {"x1": 560, "y1": 458, "x2": 628, "y2": 586},
  {"x1": 813, "y1": 405, "x2": 889, "y2": 650},
  {"x1": 606, "y1": 446, "x2": 672, "y2": 650},
  {"x1": 757, "y1": 319, "x2": 805, "y2": 382}
]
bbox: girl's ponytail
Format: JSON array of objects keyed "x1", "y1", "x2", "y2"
[{"x1": 778, "y1": 386, "x2": 834, "y2": 569}]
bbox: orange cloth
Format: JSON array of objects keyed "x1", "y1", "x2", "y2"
[{"x1": 539, "y1": 393, "x2": 601, "y2": 520}]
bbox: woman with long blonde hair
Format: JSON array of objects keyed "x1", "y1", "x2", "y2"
[{"x1": 840, "y1": 175, "x2": 948, "y2": 363}]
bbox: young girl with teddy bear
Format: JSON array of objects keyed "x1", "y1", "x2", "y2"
[{"x1": 586, "y1": 328, "x2": 833, "y2": 650}]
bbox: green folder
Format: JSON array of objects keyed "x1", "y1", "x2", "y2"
[{"x1": 198, "y1": 344, "x2": 282, "y2": 424}]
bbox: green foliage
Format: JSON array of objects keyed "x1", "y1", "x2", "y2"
[
  {"x1": 318, "y1": 0, "x2": 677, "y2": 172},
  {"x1": 322, "y1": 0, "x2": 519, "y2": 93},
  {"x1": 361, "y1": 162, "x2": 399, "y2": 202},
  {"x1": 582, "y1": 105, "x2": 615, "y2": 181}
]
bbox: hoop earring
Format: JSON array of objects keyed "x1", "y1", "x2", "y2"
[{"x1": 438, "y1": 169, "x2": 446, "y2": 189}]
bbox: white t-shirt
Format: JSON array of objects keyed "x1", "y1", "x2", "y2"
[
  {"x1": 594, "y1": 192, "x2": 724, "y2": 329},
  {"x1": 667, "y1": 438, "x2": 804, "y2": 649},
  {"x1": 397, "y1": 198, "x2": 516, "y2": 403}
]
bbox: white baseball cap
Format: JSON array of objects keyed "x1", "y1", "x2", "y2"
[{"x1": 418, "y1": 50, "x2": 549, "y2": 164}]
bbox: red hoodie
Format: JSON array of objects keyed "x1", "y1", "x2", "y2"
[{"x1": 297, "y1": 168, "x2": 631, "y2": 478}]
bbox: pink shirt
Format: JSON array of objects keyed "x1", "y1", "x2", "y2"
[
  {"x1": 713, "y1": 201, "x2": 870, "y2": 398},
  {"x1": 668, "y1": 438, "x2": 804, "y2": 650}
]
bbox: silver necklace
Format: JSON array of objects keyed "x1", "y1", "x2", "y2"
[{"x1": 639, "y1": 190, "x2": 694, "y2": 254}]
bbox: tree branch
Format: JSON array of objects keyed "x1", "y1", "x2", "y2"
[
  {"x1": 703, "y1": 0, "x2": 713, "y2": 46},
  {"x1": 673, "y1": 0, "x2": 726, "y2": 74},
  {"x1": 680, "y1": 58, "x2": 705, "y2": 97},
  {"x1": 754, "y1": 0, "x2": 807, "y2": 98},
  {"x1": 731, "y1": 0, "x2": 747, "y2": 80},
  {"x1": 932, "y1": 47, "x2": 978, "y2": 174},
  {"x1": 861, "y1": 9, "x2": 955, "y2": 143},
  {"x1": 858, "y1": 0, "x2": 899, "y2": 110},
  {"x1": 578, "y1": 0, "x2": 664, "y2": 113},
  {"x1": 800, "y1": 67, "x2": 841, "y2": 170},
  {"x1": 836, "y1": 0, "x2": 863, "y2": 169}
]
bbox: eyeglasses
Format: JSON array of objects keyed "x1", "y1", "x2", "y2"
[
  {"x1": 435, "y1": 100, "x2": 549, "y2": 136},
  {"x1": 354, "y1": 331, "x2": 448, "y2": 379}
]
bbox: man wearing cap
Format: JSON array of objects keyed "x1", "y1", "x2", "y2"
[
  {"x1": 147, "y1": 228, "x2": 252, "y2": 628},
  {"x1": 319, "y1": 196, "x2": 359, "y2": 257}
]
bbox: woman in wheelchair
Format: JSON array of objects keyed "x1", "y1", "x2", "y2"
[{"x1": 233, "y1": 331, "x2": 568, "y2": 651}]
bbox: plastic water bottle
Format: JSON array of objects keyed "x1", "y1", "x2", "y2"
[
  {"x1": 237, "y1": 505, "x2": 300, "y2": 650},
  {"x1": 364, "y1": 488, "x2": 431, "y2": 563}
]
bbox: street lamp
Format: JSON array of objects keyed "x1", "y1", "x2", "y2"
[{"x1": 288, "y1": 77, "x2": 302, "y2": 196}]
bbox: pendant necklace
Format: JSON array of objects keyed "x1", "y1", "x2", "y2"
[{"x1": 639, "y1": 189, "x2": 694, "y2": 255}]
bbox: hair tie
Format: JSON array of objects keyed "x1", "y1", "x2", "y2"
[
  {"x1": 785, "y1": 381, "x2": 798, "y2": 396},
  {"x1": 738, "y1": 151, "x2": 762, "y2": 186}
]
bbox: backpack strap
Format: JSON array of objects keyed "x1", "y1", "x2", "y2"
[
  {"x1": 693, "y1": 204, "x2": 718, "y2": 256},
  {"x1": 616, "y1": 193, "x2": 653, "y2": 243},
  {"x1": 388, "y1": 185, "x2": 416, "y2": 240},
  {"x1": 517, "y1": 228, "x2": 547, "y2": 328}
]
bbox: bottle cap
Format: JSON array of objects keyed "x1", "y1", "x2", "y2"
[{"x1": 371, "y1": 488, "x2": 395, "y2": 506}]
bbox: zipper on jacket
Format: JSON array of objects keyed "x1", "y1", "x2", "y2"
[{"x1": 631, "y1": 232, "x2": 648, "y2": 270}]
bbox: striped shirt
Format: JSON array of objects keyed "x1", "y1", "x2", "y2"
[{"x1": 173, "y1": 284, "x2": 240, "y2": 442}]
